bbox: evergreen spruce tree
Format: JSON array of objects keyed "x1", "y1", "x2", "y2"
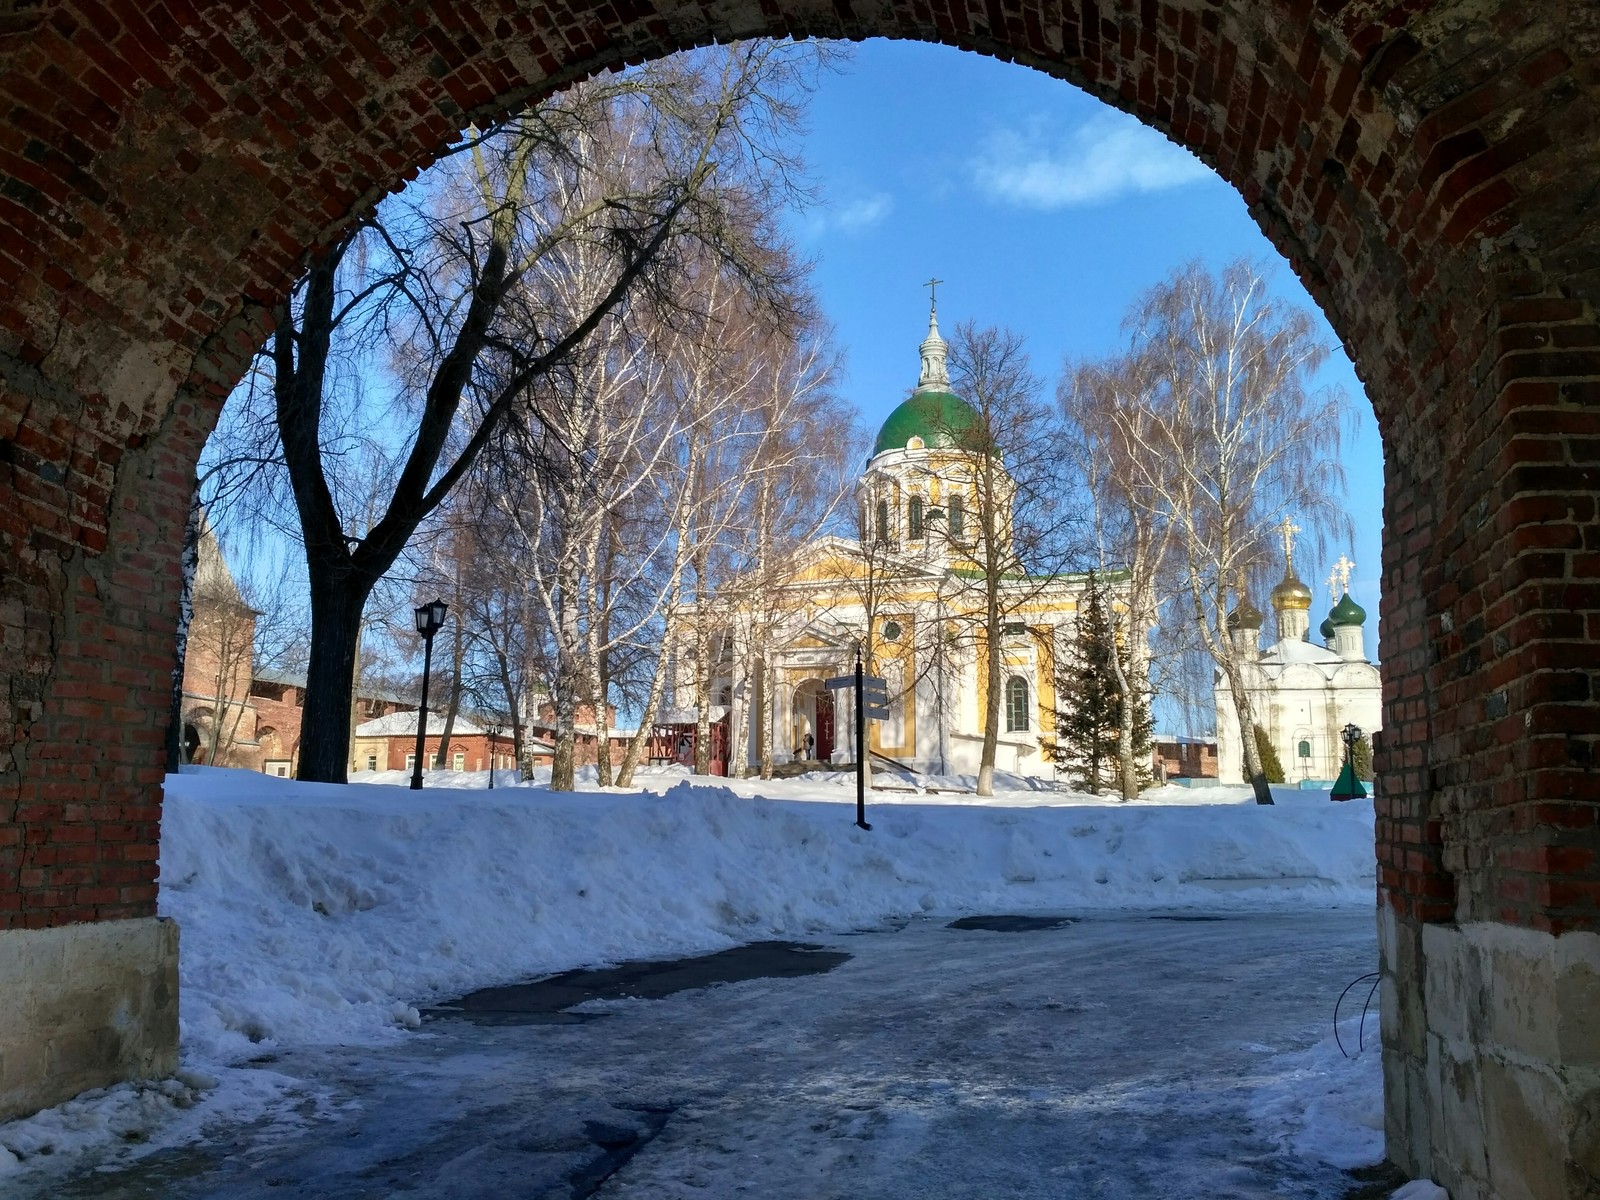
[
  {"x1": 1253, "y1": 724, "x2": 1285, "y2": 784},
  {"x1": 1054, "y1": 572, "x2": 1152, "y2": 794},
  {"x1": 1350, "y1": 733, "x2": 1374, "y2": 780}
]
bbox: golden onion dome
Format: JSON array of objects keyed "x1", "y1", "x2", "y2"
[{"x1": 1270, "y1": 572, "x2": 1313, "y2": 610}]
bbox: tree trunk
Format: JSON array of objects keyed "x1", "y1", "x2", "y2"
[
  {"x1": 1223, "y1": 658, "x2": 1274, "y2": 805},
  {"x1": 348, "y1": 618, "x2": 366, "y2": 775},
  {"x1": 692, "y1": 558, "x2": 712, "y2": 776},
  {"x1": 298, "y1": 570, "x2": 372, "y2": 783},
  {"x1": 551, "y1": 687, "x2": 577, "y2": 791},
  {"x1": 167, "y1": 493, "x2": 202, "y2": 771},
  {"x1": 493, "y1": 645, "x2": 522, "y2": 774},
  {"x1": 614, "y1": 612, "x2": 678, "y2": 788},
  {"x1": 1108, "y1": 618, "x2": 1139, "y2": 802},
  {"x1": 728, "y1": 627, "x2": 749, "y2": 778},
  {"x1": 551, "y1": 574, "x2": 581, "y2": 791},
  {"x1": 436, "y1": 616, "x2": 464, "y2": 770},
  {"x1": 594, "y1": 652, "x2": 613, "y2": 788},
  {"x1": 977, "y1": 586, "x2": 1002, "y2": 798},
  {"x1": 757, "y1": 655, "x2": 774, "y2": 781}
]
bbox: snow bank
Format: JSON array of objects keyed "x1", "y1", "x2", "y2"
[
  {"x1": 1249, "y1": 1019, "x2": 1385, "y2": 1170},
  {"x1": 1392, "y1": 1182, "x2": 1450, "y2": 1199},
  {"x1": 159, "y1": 766, "x2": 1375, "y2": 1063},
  {"x1": 3, "y1": 766, "x2": 1379, "y2": 1186}
]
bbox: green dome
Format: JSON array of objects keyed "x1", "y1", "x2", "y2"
[
  {"x1": 1320, "y1": 615, "x2": 1336, "y2": 641},
  {"x1": 1328, "y1": 592, "x2": 1367, "y2": 627},
  {"x1": 872, "y1": 391, "x2": 981, "y2": 458}
]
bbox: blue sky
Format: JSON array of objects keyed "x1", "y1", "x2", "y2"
[{"x1": 784, "y1": 40, "x2": 1385, "y2": 643}]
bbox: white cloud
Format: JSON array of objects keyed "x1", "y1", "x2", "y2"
[
  {"x1": 833, "y1": 193, "x2": 894, "y2": 231},
  {"x1": 800, "y1": 191, "x2": 894, "y2": 239},
  {"x1": 972, "y1": 111, "x2": 1211, "y2": 210}
]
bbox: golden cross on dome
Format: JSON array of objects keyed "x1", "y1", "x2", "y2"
[
  {"x1": 1332, "y1": 553, "x2": 1355, "y2": 595},
  {"x1": 925, "y1": 277, "x2": 944, "y2": 308},
  {"x1": 1278, "y1": 514, "x2": 1301, "y2": 571}
]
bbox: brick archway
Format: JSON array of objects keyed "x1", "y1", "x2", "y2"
[{"x1": 2, "y1": 4, "x2": 1597, "y2": 1194}]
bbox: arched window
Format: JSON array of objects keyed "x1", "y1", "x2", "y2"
[
  {"x1": 1298, "y1": 739, "x2": 1312, "y2": 759},
  {"x1": 949, "y1": 493, "x2": 965, "y2": 538},
  {"x1": 1005, "y1": 676, "x2": 1029, "y2": 733},
  {"x1": 908, "y1": 495, "x2": 924, "y2": 539},
  {"x1": 876, "y1": 498, "x2": 890, "y2": 543}
]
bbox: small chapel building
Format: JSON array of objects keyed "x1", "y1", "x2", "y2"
[
  {"x1": 676, "y1": 297, "x2": 1125, "y2": 780},
  {"x1": 1214, "y1": 539, "x2": 1382, "y2": 785}
]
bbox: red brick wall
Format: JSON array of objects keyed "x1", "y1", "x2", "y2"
[
  {"x1": 383, "y1": 733, "x2": 514, "y2": 772},
  {"x1": 1, "y1": 3, "x2": 1598, "y2": 941},
  {"x1": 248, "y1": 685, "x2": 304, "y2": 770},
  {"x1": 1154, "y1": 741, "x2": 1219, "y2": 780}
]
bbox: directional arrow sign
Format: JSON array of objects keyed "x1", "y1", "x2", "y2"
[
  {"x1": 824, "y1": 675, "x2": 855, "y2": 691},
  {"x1": 863, "y1": 704, "x2": 891, "y2": 720},
  {"x1": 861, "y1": 675, "x2": 888, "y2": 691}
]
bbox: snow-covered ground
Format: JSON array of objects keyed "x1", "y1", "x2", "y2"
[{"x1": 3, "y1": 767, "x2": 1434, "y2": 1196}]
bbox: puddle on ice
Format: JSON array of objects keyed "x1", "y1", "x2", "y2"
[
  {"x1": 427, "y1": 941, "x2": 851, "y2": 1026},
  {"x1": 943, "y1": 915, "x2": 1078, "y2": 933}
]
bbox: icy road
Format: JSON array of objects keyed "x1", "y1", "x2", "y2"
[{"x1": 41, "y1": 909, "x2": 1382, "y2": 1200}]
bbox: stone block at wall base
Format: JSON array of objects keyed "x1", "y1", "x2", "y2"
[
  {"x1": 1382, "y1": 913, "x2": 1600, "y2": 1200},
  {"x1": 0, "y1": 917, "x2": 179, "y2": 1121}
]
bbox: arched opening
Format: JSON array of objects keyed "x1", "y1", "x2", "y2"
[
  {"x1": 2, "y1": 7, "x2": 1598, "y2": 1193},
  {"x1": 791, "y1": 679, "x2": 836, "y2": 763}
]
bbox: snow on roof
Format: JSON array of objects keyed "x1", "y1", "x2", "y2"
[
  {"x1": 653, "y1": 706, "x2": 729, "y2": 725},
  {"x1": 354, "y1": 711, "x2": 487, "y2": 738},
  {"x1": 254, "y1": 667, "x2": 416, "y2": 706},
  {"x1": 1262, "y1": 638, "x2": 1345, "y2": 667}
]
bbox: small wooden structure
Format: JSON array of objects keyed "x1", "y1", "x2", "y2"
[{"x1": 648, "y1": 708, "x2": 729, "y2": 776}]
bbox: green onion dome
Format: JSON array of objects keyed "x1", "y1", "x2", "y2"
[
  {"x1": 1328, "y1": 592, "x2": 1367, "y2": 627},
  {"x1": 871, "y1": 391, "x2": 981, "y2": 458},
  {"x1": 1320, "y1": 615, "x2": 1337, "y2": 641}
]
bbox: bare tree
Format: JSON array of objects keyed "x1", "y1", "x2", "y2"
[
  {"x1": 1108, "y1": 260, "x2": 1352, "y2": 805},
  {"x1": 1058, "y1": 358, "x2": 1172, "y2": 800},
  {"x1": 938, "y1": 322, "x2": 1074, "y2": 797},
  {"x1": 242, "y1": 41, "x2": 829, "y2": 782},
  {"x1": 704, "y1": 315, "x2": 851, "y2": 779}
]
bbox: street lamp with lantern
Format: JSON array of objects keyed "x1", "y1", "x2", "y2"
[
  {"x1": 1331, "y1": 722, "x2": 1368, "y2": 802},
  {"x1": 485, "y1": 719, "x2": 503, "y2": 789},
  {"x1": 410, "y1": 599, "x2": 448, "y2": 791}
]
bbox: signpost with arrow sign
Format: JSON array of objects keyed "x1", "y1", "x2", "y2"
[{"x1": 826, "y1": 659, "x2": 888, "y2": 831}]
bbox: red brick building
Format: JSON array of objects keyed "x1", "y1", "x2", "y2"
[
  {"x1": 352, "y1": 711, "x2": 518, "y2": 775},
  {"x1": 1152, "y1": 738, "x2": 1220, "y2": 783},
  {"x1": 527, "y1": 701, "x2": 630, "y2": 766},
  {"x1": 180, "y1": 522, "x2": 414, "y2": 775}
]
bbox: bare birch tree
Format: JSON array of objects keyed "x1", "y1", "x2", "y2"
[
  {"x1": 1107, "y1": 260, "x2": 1352, "y2": 805},
  {"x1": 1058, "y1": 358, "x2": 1172, "y2": 800}
]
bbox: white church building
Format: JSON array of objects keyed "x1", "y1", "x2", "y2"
[{"x1": 1214, "y1": 541, "x2": 1382, "y2": 785}]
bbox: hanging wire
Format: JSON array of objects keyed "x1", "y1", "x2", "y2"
[{"x1": 1334, "y1": 971, "x2": 1381, "y2": 1058}]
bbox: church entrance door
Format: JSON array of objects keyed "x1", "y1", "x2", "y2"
[{"x1": 815, "y1": 689, "x2": 834, "y2": 762}]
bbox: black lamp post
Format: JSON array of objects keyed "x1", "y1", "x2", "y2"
[
  {"x1": 1331, "y1": 722, "x2": 1367, "y2": 802},
  {"x1": 409, "y1": 598, "x2": 448, "y2": 791},
  {"x1": 485, "y1": 720, "x2": 502, "y2": 789}
]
